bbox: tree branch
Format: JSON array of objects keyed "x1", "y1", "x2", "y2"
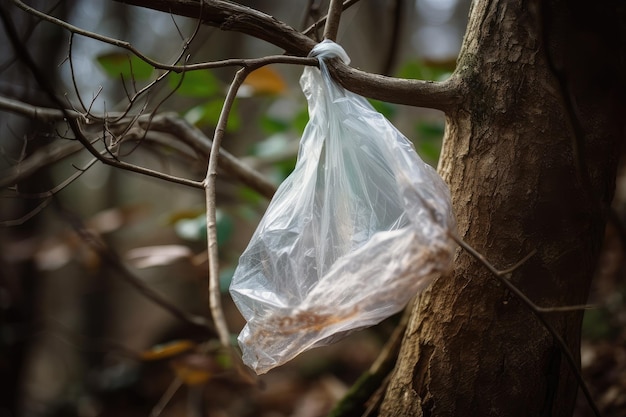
[
  {"x1": 323, "y1": 0, "x2": 344, "y2": 41},
  {"x1": 114, "y1": 0, "x2": 317, "y2": 55},
  {"x1": 112, "y1": 0, "x2": 461, "y2": 112},
  {"x1": 10, "y1": 0, "x2": 460, "y2": 111},
  {"x1": 144, "y1": 114, "x2": 277, "y2": 199},
  {"x1": 331, "y1": 65, "x2": 460, "y2": 111},
  {"x1": 59, "y1": 205, "x2": 214, "y2": 333},
  {"x1": 302, "y1": 0, "x2": 364, "y2": 37},
  {"x1": 0, "y1": 95, "x2": 80, "y2": 122},
  {"x1": 203, "y1": 68, "x2": 249, "y2": 349},
  {"x1": 0, "y1": 97, "x2": 278, "y2": 198}
]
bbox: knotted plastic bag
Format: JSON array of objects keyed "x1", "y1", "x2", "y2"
[{"x1": 230, "y1": 40, "x2": 455, "y2": 374}]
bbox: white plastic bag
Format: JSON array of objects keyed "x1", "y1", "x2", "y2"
[{"x1": 230, "y1": 40, "x2": 455, "y2": 374}]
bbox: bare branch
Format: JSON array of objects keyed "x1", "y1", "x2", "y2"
[
  {"x1": 329, "y1": 308, "x2": 411, "y2": 417},
  {"x1": 114, "y1": 0, "x2": 316, "y2": 55},
  {"x1": 323, "y1": 0, "x2": 344, "y2": 41},
  {"x1": 204, "y1": 68, "x2": 250, "y2": 348},
  {"x1": 144, "y1": 114, "x2": 278, "y2": 199},
  {"x1": 59, "y1": 206, "x2": 215, "y2": 333},
  {"x1": 69, "y1": 119, "x2": 207, "y2": 189},
  {"x1": 10, "y1": 0, "x2": 460, "y2": 111},
  {"x1": 300, "y1": 0, "x2": 320, "y2": 33},
  {"x1": 330, "y1": 65, "x2": 460, "y2": 112},
  {"x1": 150, "y1": 378, "x2": 184, "y2": 417},
  {"x1": 303, "y1": 0, "x2": 363, "y2": 37},
  {"x1": 68, "y1": 33, "x2": 90, "y2": 115},
  {"x1": 10, "y1": 0, "x2": 196, "y2": 73},
  {"x1": 112, "y1": 0, "x2": 461, "y2": 111},
  {"x1": 381, "y1": 0, "x2": 404, "y2": 76},
  {"x1": 0, "y1": 197, "x2": 52, "y2": 227},
  {"x1": 0, "y1": 95, "x2": 79, "y2": 122},
  {"x1": 1, "y1": 158, "x2": 98, "y2": 227},
  {"x1": 0, "y1": 95, "x2": 278, "y2": 198}
]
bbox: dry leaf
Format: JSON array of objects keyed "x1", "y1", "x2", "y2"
[
  {"x1": 126, "y1": 245, "x2": 193, "y2": 269},
  {"x1": 241, "y1": 66, "x2": 287, "y2": 96},
  {"x1": 140, "y1": 340, "x2": 197, "y2": 361}
]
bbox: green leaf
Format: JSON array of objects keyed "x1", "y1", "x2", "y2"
[
  {"x1": 215, "y1": 210, "x2": 234, "y2": 245},
  {"x1": 582, "y1": 309, "x2": 616, "y2": 341},
  {"x1": 184, "y1": 99, "x2": 240, "y2": 131},
  {"x1": 173, "y1": 210, "x2": 233, "y2": 246},
  {"x1": 292, "y1": 107, "x2": 310, "y2": 134},
  {"x1": 396, "y1": 60, "x2": 452, "y2": 82},
  {"x1": 274, "y1": 158, "x2": 297, "y2": 181},
  {"x1": 417, "y1": 140, "x2": 441, "y2": 163},
  {"x1": 368, "y1": 99, "x2": 397, "y2": 119},
  {"x1": 416, "y1": 121, "x2": 445, "y2": 139},
  {"x1": 219, "y1": 267, "x2": 234, "y2": 293},
  {"x1": 260, "y1": 114, "x2": 289, "y2": 134},
  {"x1": 415, "y1": 121, "x2": 445, "y2": 162},
  {"x1": 169, "y1": 70, "x2": 220, "y2": 97},
  {"x1": 238, "y1": 187, "x2": 264, "y2": 206},
  {"x1": 97, "y1": 52, "x2": 154, "y2": 80}
]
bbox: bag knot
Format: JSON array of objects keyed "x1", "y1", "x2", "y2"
[{"x1": 309, "y1": 39, "x2": 351, "y2": 65}]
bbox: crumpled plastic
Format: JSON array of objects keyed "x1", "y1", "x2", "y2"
[{"x1": 230, "y1": 40, "x2": 455, "y2": 374}]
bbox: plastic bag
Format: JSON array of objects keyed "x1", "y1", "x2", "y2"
[{"x1": 230, "y1": 40, "x2": 455, "y2": 374}]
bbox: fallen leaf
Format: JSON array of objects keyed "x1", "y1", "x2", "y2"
[
  {"x1": 242, "y1": 66, "x2": 287, "y2": 96},
  {"x1": 140, "y1": 340, "x2": 197, "y2": 361},
  {"x1": 126, "y1": 245, "x2": 193, "y2": 269}
]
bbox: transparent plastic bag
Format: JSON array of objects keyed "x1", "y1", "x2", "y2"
[{"x1": 230, "y1": 40, "x2": 455, "y2": 374}]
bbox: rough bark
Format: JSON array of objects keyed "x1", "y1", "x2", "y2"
[{"x1": 381, "y1": 0, "x2": 626, "y2": 416}]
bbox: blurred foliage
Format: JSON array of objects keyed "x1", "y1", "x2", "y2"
[
  {"x1": 97, "y1": 51, "x2": 154, "y2": 80},
  {"x1": 415, "y1": 120, "x2": 445, "y2": 163},
  {"x1": 396, "y1": 58, "x2": 455, "y2": 81},
  {"x1": 243, "y1": 66, "x2": 287, "y2": 95},
  {"x1": 184, "y1": 100, "x2": 241, "y2": 131},
  {"x1": 168, "y1": 70, "x2": 221, "y2": 97},
  {"x1": 173, "y1": 209, "x2": 234, "y2": 245},
  {"x1": 582, "y1": 309, "x2": 617, "y2": 341},
  {"x1": 368, "y1": 99, "x2": 397, "y2": 119}
]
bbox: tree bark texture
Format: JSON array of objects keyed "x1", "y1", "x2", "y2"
[{"x1": 381, "y1": 0, "x2": 626, "y2": 416}]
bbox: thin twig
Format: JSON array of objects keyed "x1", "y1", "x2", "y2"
[
  {"x1": 10, "y1": 0, "x2": 315, "y2": 74},
  {"x1": 150, "y1": 377, "x2": 184, "y2": 417},
  {"x1": 303, "y1": 0, "x2": 364, "y2": 36},
  {"x1": 68, "y1": 33, "x2": 90, "y2": 115},
  {"x1": 143, "y1": 114, "x2": 278, "y2": 199},
  {"x1": 204, "y1": 68, "x2": 250, "y2": 348},
  {"x1": 300, "y1": 0, "x2": 319, "y2": 32},
  {"x1": 11, "y1": 0, "x2": 185, "y2": 74},
  {"x1": 329, "y1": 309, "x2": 411, "y2": 417},
  {"x1": 70, "y1": 119, "x2": 207, "y2": 189},
  {"x1": 0, "y1": 95, "x2": 80, "y2": 122},
  {"x1": 11, "y1": 0, "x2": 461, "y2": 111},
  {"x1": 0, "y1": 197, "x2": 52, "y2": 226},
  {"x1": 5, "y1": 157, "x2": 98, "y2": 200},
  {"x1": 382, "y1": 0, "x2": 403, "y2": 76},
  {"x1": 0, "y1": 4, "x2": 215, "y2": 334},
  {"x1": 450, "y1": 233, "x2": 601, "y2": 417},
  {"x1": 60, "y1": 205, "x2": 215, "y2": 333},
  {"x1": 0, "y1": 97, "x2": 279, "y2": 198}
]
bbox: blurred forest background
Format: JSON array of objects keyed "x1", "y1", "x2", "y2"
[{"x1": 0, "y1": 1, "x2": 624, "y2": 416}]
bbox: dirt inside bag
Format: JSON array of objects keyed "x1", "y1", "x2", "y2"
[{"x1": 230, "y1": 40, "x2": 455, "y2": 374}]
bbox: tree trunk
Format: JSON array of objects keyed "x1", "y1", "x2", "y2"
[{"x1": 381, "y1": 0, "x2": 625, "y2": 416}]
